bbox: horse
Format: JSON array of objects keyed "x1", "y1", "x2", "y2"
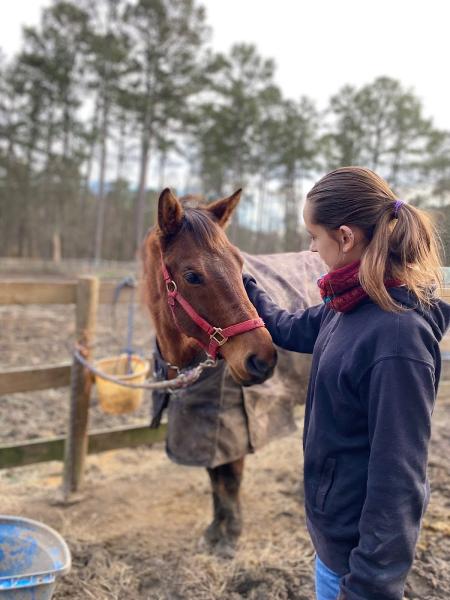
[{"x1": 141, "y1": 188, "x2": 324, "y2": 556}]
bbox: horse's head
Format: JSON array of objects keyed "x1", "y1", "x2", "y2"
[{"x1": 142, "y1": 188, "x2": 277, "y2": 386}]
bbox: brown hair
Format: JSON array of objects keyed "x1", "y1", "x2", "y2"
[{"x1": 306, "y1": 166, "x2": 444, "y2": 312}]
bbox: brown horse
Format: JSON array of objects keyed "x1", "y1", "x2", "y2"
[{"x1": 142, "y1": 188, "x2": 279, "y2": 555}]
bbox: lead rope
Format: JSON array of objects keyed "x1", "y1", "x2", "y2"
[{"x1": 73, "y1": 345, "x2": 218, "y2": 393}]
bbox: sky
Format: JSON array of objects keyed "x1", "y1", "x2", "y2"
[
  {"x1": 206, "y1": 0, "x2": 450, "y2": 131},
  {"x1": 1, "y1": 0, "x2": 449, "y2": 130}
]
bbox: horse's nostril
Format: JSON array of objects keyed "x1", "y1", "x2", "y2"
[{"x1": 245, "y1": 354, "x2": 274, "y2": 379}]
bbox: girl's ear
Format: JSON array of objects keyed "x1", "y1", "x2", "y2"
[
  {"x1": 339, "y1": 225, "x2": 367, "y2": 253},
  {"x1": 206, "y1": 189, "x2": 242, "y2": 228},
  {"x1": 158, "y1": 188, "x2": 184, "y2": 236},
  {"x1": 338, "y1": 225, "x2": 354, "y2": 253}
]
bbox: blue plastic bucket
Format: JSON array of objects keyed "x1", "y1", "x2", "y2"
[{"x1": 0, "y1": 516, "x2": 71, "y2": 599}]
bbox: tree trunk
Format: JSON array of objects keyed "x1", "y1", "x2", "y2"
[
  {"x1": 82, "y1": 93, "x2": 101, "y2": 201},
  {"x1": 94, "y1": 96, "x2": 110, "y2": 263},
  {"x1": 284, "y1": 166, "x2": 298, "y2": 252},
  {"x1": 157, "y1": 150, "x2": 167, "y2": 191},
  {"x1": 52, "y1": 231, "x2": 62, "y2": 262},
  {"x1": 116, "y1": 111, "x2": 127, "y2": 181},
  {"x1": 135, "y1": 131, "x2": 151, "y2": 256},
  {"x1": 255, "y1": 171, "x2": 267, "y2": 252},
  {"x1": 62, "y1": 91, "x2": 72, "y2": 159},
  {"x1": 228, "y1": 129, "x2": 245, "y2": 243}
]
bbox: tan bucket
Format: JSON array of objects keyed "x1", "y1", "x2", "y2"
[{"x1": 94, "y1": 354, "x2": 150, "y2": 414}]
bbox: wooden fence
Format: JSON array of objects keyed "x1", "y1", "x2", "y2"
[
  {"x1": 0, "y1": 277, "x2": 166, "y2": 501},
  {"x1": 0, "y1": 279, "x2": 449, "y2": 501}
]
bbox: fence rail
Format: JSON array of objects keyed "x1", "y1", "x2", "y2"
[
  {"x1": 0, "y1": 279, "x2": 136, "y2": 305},
  {"x1": 0, "y1": 277, "x2": 449, "y2": 501},
  {"x1": 0, "y1": 364, "x2": 71, "y2": 395},
  {"x1": 0, "y1": 424, "x2": 167, "y2": 470},
  {"x1": 0, "y1": 276, "x2": 160, "y2": 502},
  {"x1": 0, "y1": 257, "x2": 137, "y2": 278}
]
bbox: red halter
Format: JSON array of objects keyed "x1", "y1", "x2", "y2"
[{"x1": 160, "y1": 250, "x2": 265, "y2": 359}]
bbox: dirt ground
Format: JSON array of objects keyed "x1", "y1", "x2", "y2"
[{"x1": 1, "y1": 288, "x2": 450, "y2": 599}]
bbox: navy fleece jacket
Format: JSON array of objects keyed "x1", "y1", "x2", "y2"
[{"x1": 244, "y1": 277, "x2": 450, "y2": 600}]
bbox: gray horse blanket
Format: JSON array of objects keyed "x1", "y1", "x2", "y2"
[{"x1": 152, "y1": 250, "x2": 325, "y2": 468}]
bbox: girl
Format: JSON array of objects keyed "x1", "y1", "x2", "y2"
[{"x1": 243, "y1": 167, "x2": 450, "y2": 600}]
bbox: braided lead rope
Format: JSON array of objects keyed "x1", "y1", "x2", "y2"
[{"x1": 73, "y1": 347, "x2": 218, "y2": 392}]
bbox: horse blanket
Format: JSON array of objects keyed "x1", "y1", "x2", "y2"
[{"x1": 152, "y1": 250, "x2": 325, "y2": 468}]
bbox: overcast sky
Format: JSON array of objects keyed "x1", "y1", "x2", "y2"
[{"x1": 1, "y1": 1, "x2": 449, "y2": 131}]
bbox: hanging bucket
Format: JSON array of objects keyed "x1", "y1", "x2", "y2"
[
  {"x1": 0, "y1": 515, "x2": 71, "y2": 600},
  {"x1": 94, "y1": 354, "x2": 150, "y2": 414}
]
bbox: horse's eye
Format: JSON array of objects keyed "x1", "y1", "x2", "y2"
[{"x1": 184, "y1": 271, "x2": 203, "y2": 285}]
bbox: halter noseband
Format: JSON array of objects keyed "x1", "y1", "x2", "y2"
[{"x1": 160, "y1": 249, "x2": 265, "y2": 359}]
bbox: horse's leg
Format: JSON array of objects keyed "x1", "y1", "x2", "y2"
[
  {"x1": 205, "y1": 457, "x2": 245, "y2": 555},
  {"x1": 203, "y1": 480, "x2": 223, "y2": 545}
]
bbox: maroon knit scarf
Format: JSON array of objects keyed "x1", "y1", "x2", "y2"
[{"x1": 317, "y1": 260, "x2": 402, "y2": 313}]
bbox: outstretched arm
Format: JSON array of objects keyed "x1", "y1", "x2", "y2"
[{"x1": 244, "y1": 275, "x2": 327, "y2": 354}]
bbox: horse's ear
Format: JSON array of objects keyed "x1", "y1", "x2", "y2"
[
  {"x1": 157, "y1": 188, "x2": 184, "y2": 237},
  {"x1": 206, "y1": 189, "x2": 242, "y2": 228}
]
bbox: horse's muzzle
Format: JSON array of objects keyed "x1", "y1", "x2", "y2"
[{"x1": 243, "y1": 350, "x2": 278, "y2": 386}]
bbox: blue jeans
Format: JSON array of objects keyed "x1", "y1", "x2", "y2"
[{"x1": 315, "y1": 555, "x2": 341, "y2": 600}]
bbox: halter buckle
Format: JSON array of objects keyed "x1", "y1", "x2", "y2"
[
  {"x1": 210, "y1": 327, "x2": 228, "y2": 346},
  {"x1": 166, "y1": 280, "x2": 177, "y2": 294}
]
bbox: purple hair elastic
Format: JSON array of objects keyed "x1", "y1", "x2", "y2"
[{"x1": 393, "y1": 199, "x2": 404, "y2": 218}]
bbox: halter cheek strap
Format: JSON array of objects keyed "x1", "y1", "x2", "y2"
[{"x1": 160, "y1": 250, "x2": 265, "y2": 359}]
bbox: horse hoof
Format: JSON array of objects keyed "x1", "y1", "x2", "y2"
[
  {"x1": 196, "y1": 535, "x2": 211, "y2": 553},
  {"x1": 213, "y1": 538, "x2": 237, "y2": 560},
  {"x1": 203, "y1": 521, "x2": 222, "y2": 546}
]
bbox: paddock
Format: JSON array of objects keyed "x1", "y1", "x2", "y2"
[{"x1": 0, "y1": 268, "x2": 449, "y2": 599}]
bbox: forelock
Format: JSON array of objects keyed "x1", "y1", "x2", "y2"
[{"x1": 179, "y1": 207, "x2": 227, "y2": 250}]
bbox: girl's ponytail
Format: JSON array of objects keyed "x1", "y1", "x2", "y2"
[{"x1": 360, "y1": 201, "x2": 443, "y2": 311}]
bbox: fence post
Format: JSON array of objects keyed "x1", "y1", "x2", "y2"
[{"x1": 63, "y1": 276, "x2": 99, "y2": 501}]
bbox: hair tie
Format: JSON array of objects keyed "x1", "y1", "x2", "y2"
[{"x1": 393, "y1": 199, "x2": 404, "y2": 218}]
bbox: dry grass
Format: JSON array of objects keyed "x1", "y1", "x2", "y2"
[{"x1": 0, "y1": 299, "x2": 449, "y2": 599}]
